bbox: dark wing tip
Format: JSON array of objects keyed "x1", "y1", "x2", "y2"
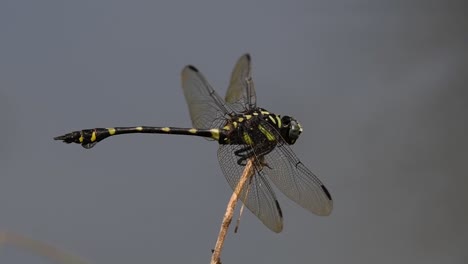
[
  {"x1": 275, "y1": 199, "x2": 283, "y2": 218},
  {"x1": 321, "y1": 185, "x2": 332, "y2": 201},
  {"x1": 187, "y1": 65, "x2": 199, "y2": 72}
]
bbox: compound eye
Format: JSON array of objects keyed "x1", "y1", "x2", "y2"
[{"x1": 289, "y1": 122, "x2": 301, "y2": 139}]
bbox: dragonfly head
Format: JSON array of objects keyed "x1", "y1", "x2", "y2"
[{"x1": 280, "y1": 116, "x2": 303, "y2": 144}]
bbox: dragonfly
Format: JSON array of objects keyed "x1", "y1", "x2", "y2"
[{"x1": 54, "y1": 54, "x2": 333, "y2": 232}]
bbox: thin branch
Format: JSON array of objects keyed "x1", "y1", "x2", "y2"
[
  {"x1": 0, "y1": 231, "x2": 89, "y2": 264},
  {"x1": 210, "y1": 159, "x2": 255, "y2": 264}
]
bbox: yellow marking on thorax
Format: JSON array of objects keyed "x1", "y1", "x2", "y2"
[
  {"x1": 161, "y1": 127, "x2": 170, "y2": 132},
  {"x1": 232, "y1": 121, "x2": 238, "y2": 128},
  {"x1": 243, "y1": 132, "x2": 254, "y2": 145},
  {"x1": 260, "y1": 110, "x2": 270, "y2": 115},
  {"x1": 275, "y1": 116, "x2": 282, "y2": 128},
  {"x1": 245, "y1": 114, "x2": 252, "y2": 120},
  {"x1": 136, "y1": 126, "x2": 143, "y2": 131},
  {"x1": 268, "y1": 115, "x2": 276, "y2": 124},
  {"x1": 223, "y1": 125, "x2": 231, "y2": 130},
  {"x1": 108, "y1": 128, "x2": 116, "y2": 135},
  {"x1": 188, "y1": 128, "x2": 198, "y2": 134},
  {"x1": 253, "y1": 112, "x2": 259, "y2": 116},
  {"x1": 210, "y1": 129, "x2": 220, "y2": 140},
  {"x1": 90, "y1": 131, "x2": 97, "y2": 142},
  {"x1": 258, "y1": 125, "x2": 276, "y2": 141}
]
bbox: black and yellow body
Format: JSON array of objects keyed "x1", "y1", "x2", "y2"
[
  {"x1": 54, "y1": 54, "x2": 332, "y2": 234},
  {"x1": 55, "y1": 126, "x2": 221, "y2": 149},
  {"x1": 54, "y1": 108, "x2": 299, "y2": 152}
]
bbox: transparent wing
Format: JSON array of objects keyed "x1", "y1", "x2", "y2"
[
  {"x1": 225, "y1": 53, "x2": 257, "y2": 112},
  {"x1": 260, "y1": 124, "x2": 333, "y2": 216},
  {"x1": 181, "y1": 65, "x2": 232, "y2": 129},
  {"x1": 218, "y1": 144, "x2": 283, "y2": 233}
]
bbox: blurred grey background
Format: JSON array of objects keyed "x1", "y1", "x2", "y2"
[{"x1": 1, "y1": 1, "x2": 467, "y2": 263}]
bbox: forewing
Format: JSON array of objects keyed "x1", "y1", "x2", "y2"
[
  {"x1": 181, "y1": 65, "x2": 232, "y2": 129},
  {"x1": 225, "y1": 54, "x2": 257, "y2": 112},
  {"x1": 217, "y1": 144, "x2": 283, "y2": 233},
  {"x1": 263, "y1": 139, "x2": 333, "y2": 216}
]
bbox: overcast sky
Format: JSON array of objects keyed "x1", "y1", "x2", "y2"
[{"x1": 1, "y1": 1, "x2": 467, "y2": 263}]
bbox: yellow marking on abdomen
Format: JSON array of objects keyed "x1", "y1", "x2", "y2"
[
  {"x1": 261, "y1": 110, "x2": 270, "y2": 115},
  {"x1": 189, "y1": 128, "x2": 198, "y2": 134},
  {"x1": 232, "y1": 121, "x2": 238, "y2": 128},
  {"x1": 161, "y1": 127, "x2": 170, "y2": 132},
  {"x1": 136, "y1": 126, "x2": 143, "y2": 131},
  {"x1": 90, "y1": 131, "x2": 97, "y2": 142},
  {"x1": 245, "y1": 114, "x2": 252, "y2": 120},
  {"x1": 253, "y1": 112, "x2": 259, "y2": 116},
  {"x1": 210, "y1": 129, "x2": 220, "y2": 140},
  {"x1": 79, "y1": 135, "x2": 84, "y2": 143},
  {"x1": 107, "y1": 128, "x2": 116, "y2": 135},
  {"x1": 237, "y1": 117, "x2": 244, "y2": 122}
]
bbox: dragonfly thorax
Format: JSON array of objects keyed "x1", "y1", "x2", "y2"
[{"x1": 219, "y1": 108, "x2": 302, "y2": 146}]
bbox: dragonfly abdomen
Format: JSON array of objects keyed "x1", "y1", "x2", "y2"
[{"x1": 54, "y1": 126, "x2": 221, "y2": 149}]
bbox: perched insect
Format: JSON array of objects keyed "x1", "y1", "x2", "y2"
[{"x1": 55, "y1": 54, "x2": 333, "y2": 232}]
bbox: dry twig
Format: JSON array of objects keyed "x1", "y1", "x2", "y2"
[{"x1": 210, "y1": 159, "x2": 255, "y2": 264}]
